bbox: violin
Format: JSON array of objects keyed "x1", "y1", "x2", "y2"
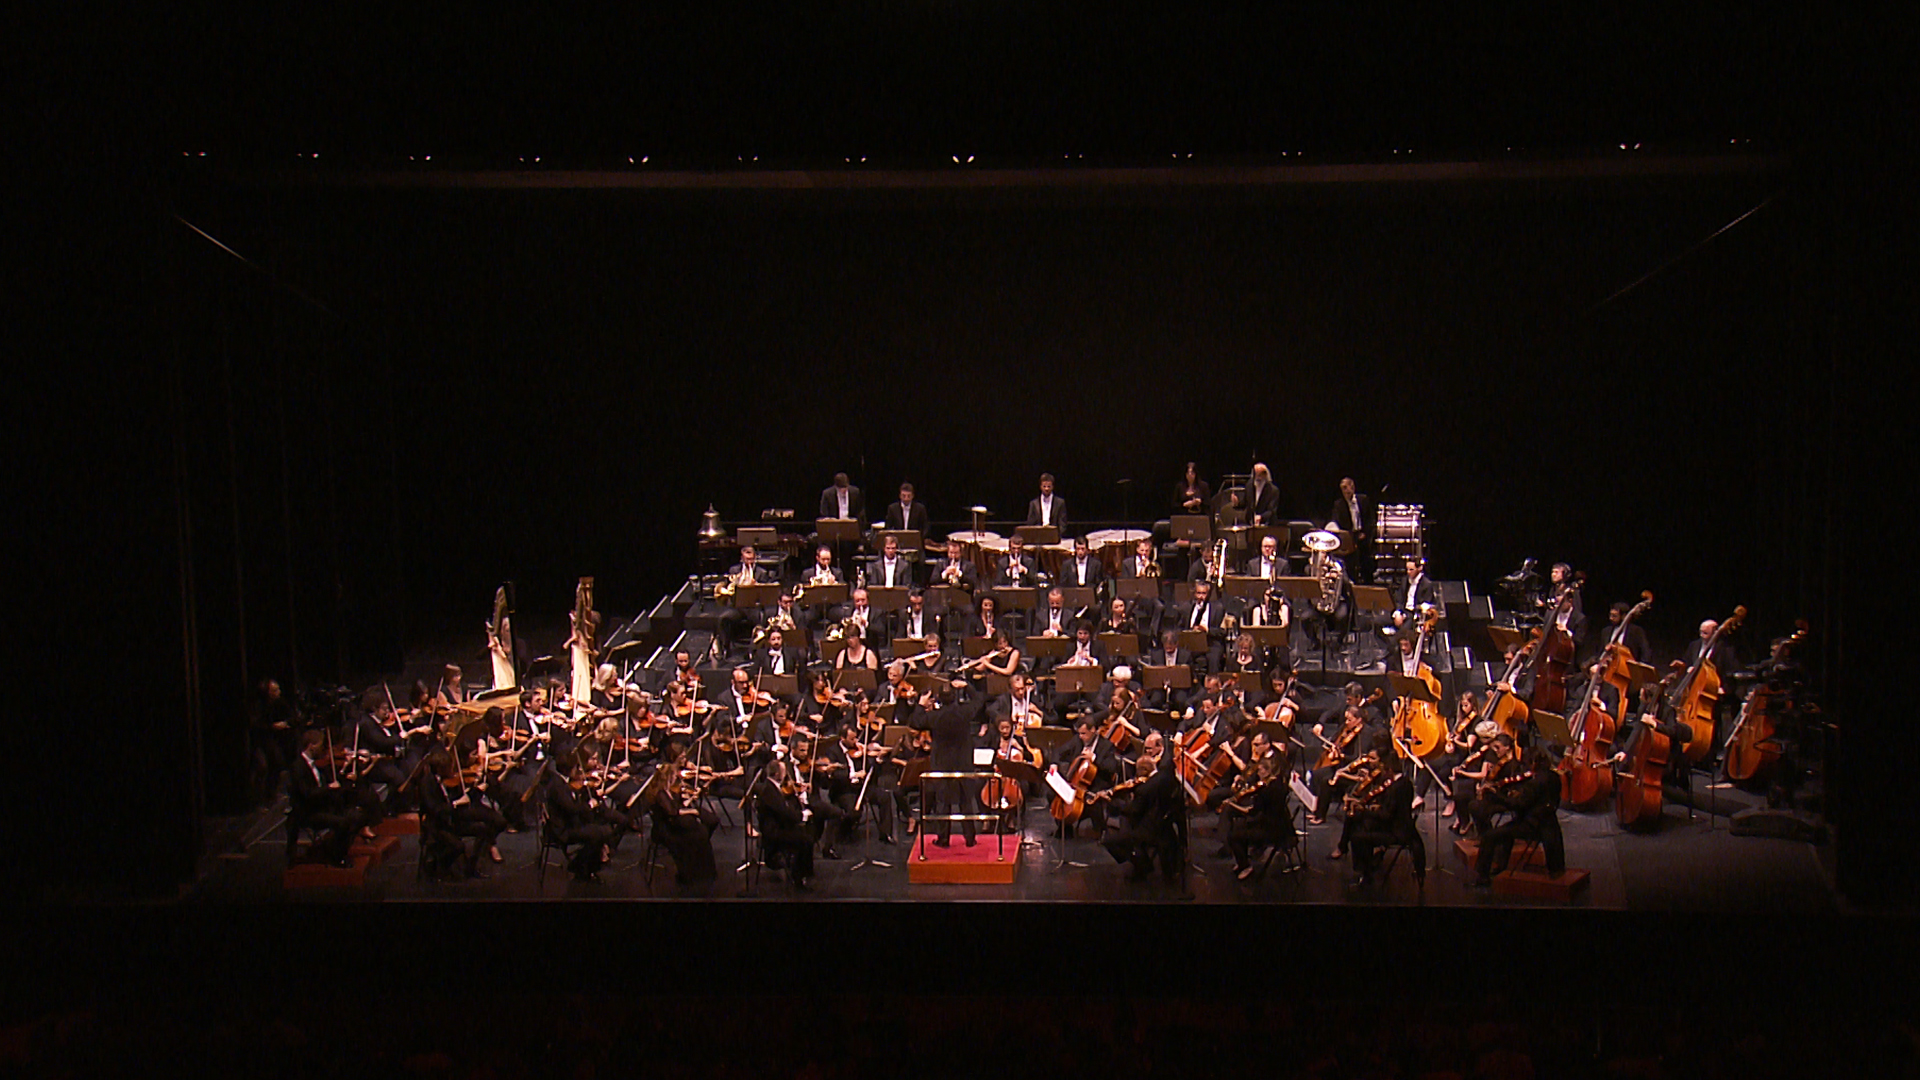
[{"x1": 1316, "y1": 689, "x2": 1383, "y2": 769}]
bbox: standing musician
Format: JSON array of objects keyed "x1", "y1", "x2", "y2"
[
  {"x1": 1469, "y1": 743, "x2": 1565, "y2": 886},
  {"x1": 1025, "y1": 473, "x2": 1068, "y2": 533},
  {"x1": 1174, "y1": 461, "x2": 1211, "y2": 516},
  {"x1": 1245, "y1": 463, "x2": 1282, "y2": 527},
  {"x1": 1059, "y1": 536, "x2": 1104, "y2": 590},
  {"x1": 869, "y1": 533, "x2": 914, "y2": 589},
  {"x1": 997, "y1": 535, "x2": 1040, "y2": 589},
  {"x1": 753, "y1": 758, "x2": 816, "y2": 890},
  {"x1": 1343, "y1": 751, "x2": 1425, "y2": 886},
  {"x1": 1224, "y1": 751, "x2": 1297, "y2": 879},
  {"x1": 885, "y1": 481, "x2": 930, "y2": 536},
  {"x1": 1101, "y1": 732, "x2": 1183, "y2": 882},
  {"x1": 1328, "y1": 477, "x2": 1373, "y2": 584},
  {"x1": 819, "y1": 472, "x2": 864, "y2": 522}
]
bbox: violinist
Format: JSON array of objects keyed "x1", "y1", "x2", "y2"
[
  {"x1": 803, "y1": 670, "x2": 853, "y2": 736},
  {"x1": 1463, "y1": 734, "x2": 1527, "y2": 838},
  {"x1": 790, "y1": 739, "x2": 851, "y2": 859},
  {"x1": 837, "y1": 712, "x2": 897, "y2": 844},
  {"x1": 1469, "y1": 744, "x2": 1564, "y2": 886},
  {"x1": 416, "y1": 748, "x2": 488, "y2": 880},
  {"x1": 1101, "y1": 733, "x2": 1183, "y2": 882},
  {"x1": 1444, "y1": 691, "x2": 1503, "y2": 832},
  {"x1": 1224, "y1": 751, "x2": 1297, "y2": 879},
  {"x1": 352, "y1": 689, "x2": 417, "y2": 817},
  {"x1": 448, "y1": 710, "x2": 512, "y2": 865},
  {"x1": 724, "y1": 667, "x2": 771, "y2": 732},
  {"x1": 1306, "y1": 683, "x2": 1388, "y2": 826},
  {"x1": 287, "y1": 728, "x2": 369, "y2": 868},
  {"x1": 695, "y1": 717, "x2": 749, "y2": 803},
  {"x1": 545, "y1": 759, "x2": 616, "y2": 882},
  {"x1": 646, "y1": 741, "x2": 718, "y2": 893},
  {"x1": 434, "y1": 663, "x2": 469, "y2": 708},
  {"x1": 672, "y1": 650, "x2": 704, "y2": 700},
  {"x1": 663, "y1": 679, "x2": 714, "y2": 731},
  {"x1": 1344, "y1": 751, "x2": 1424, "y2": 886},
  {"x1": 753, "y1": 758, "x2": 815, "y2": 890}
]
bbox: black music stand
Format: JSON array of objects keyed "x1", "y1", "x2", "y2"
[
  {"x1": 816, "y1": 517, "x2": 863, "y2": 576},
  {"x1": 1040, "y1": 764, "x2": 1091, "y2": 870},
  {"x1": 990, "y1": 586, "x2": 1039, "y2": 614},
  {"x1": 1058, "y1": 586, "x2": 1098, "y2": 613},
  {"x1": 1115, "y1": 577, "x2": 1158, "y2": 602},
  {"x1": 1052, "y1": 666, "x2": 1103, "y2": 698},
  {"x1": 1170, "y1": 514, "x2": 1211, "y2": 545},
  {"x1": 1015, "y1": 524, "x2": 1060, "y2": 546},
  {"x1": 878, "y1": 529, "x2": 923, "y2": 567},
  {"x1": 1098, "y1": 632, "x2": 1143, "y2": 659},
  {"x1": 799, "y1": 582, "x2": 848, "y2": 612},
  {"x1": 1351, "y1": 585, "x2": 1396, "y2": 663},
  {"x1": 1024, "y1": 636, "x2": 1072, "y2": 663},
  {"x1": 832, "y1": 667, "x2": 879, "y2": 696},
  {"x1": 991, "y1": 758, "x2": 1047, "y2": 850}
]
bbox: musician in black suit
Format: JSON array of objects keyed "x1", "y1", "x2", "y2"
[
  {"x1": 1024, "y1": 473, "x2": 1067, "y2": 533},
  {"x1": 753, "y1": 759, "x2": 816, "y2": 889},
  {"x1": 1102, "y1": 733, "x2": 1184, "y2": 881},
  {"x1": 867, "y1": 532, "x2": 915, "y2": 589},
  {"x1": 1244, "y1": 533, "x2": 1286, "y2": 580},
  {"x1": 1601, "y1": 601, "x2": 1654, "y2": 664},
  {"x1": 891, "y1": 587, "x2": 934, "y2": 644},
  {"x1": 718, "y1": 545, "x2": 774, "y2": 657},
  {"x1": 819, "y1": 472, "x2": 864, "y2": 521},
  {"x1": 1347, "y1": 765, "x2": 1426, "y2": 886},
  {"x1": 1469, "y1": 747, "x2": 1562, "y2": 885},
  {"x1": 756, "y1": 628, "x2": 804, "y2": 680},
  {"x1": 933, "y1": 537, "x2": 980, "y2": 596},
  {"x1": 1329, "y1": 477, "x2": 1374, "y2": 583},
  {"x1": 287, "y1": 729, "x2": 367, "y2": 867},
  {"x1": 1389, "y1": 557, "x2": 1439, "y2": 633},
  {"x1": 884, "y1": 482, "x2": 930, "y2": 536},
  {"x1": 546, "y1": 762, "x2": 617, "y2": 881},
  {"x1": 1051, "y1": 718, "x2": 1123, "y2": 832},
  {"x1": 1173, "y1": 579, "x2": 1229, "y2": 673},
  {"x1": 996, "y1": 536, "x2": 1040, "y2": 589},
  {"x1": 1245, "y1": 463, "x2": 1282, "y2": 527},
  {"x1": 911, "y1": 679, "x2": 989, "y2": 846},
  {"x1": 1057, "y1": 536, "x2": 1105, "y2": 590}
]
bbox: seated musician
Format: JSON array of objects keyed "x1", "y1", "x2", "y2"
[
  {"x1": 1102, "y1": 733, "x2": 1183, "y2": 882},
  {"x1": 1245, "y1": 580, "x2": 1292, "y2": 637},
  {"x1": 1086, "y1": 683, "x2": 1144, "y2": 758},
  {"x1": 1059, "y1": 536, "x2": 1104, "y2": 590},
  {"x1": 1607, "y1": 681, "x2": 1695, "y2": 790},
  {"x1": 1469, "y1": 744, "x2": 1564, "y2": 886},
  {"x1": 885, "y1": 481, "x2": 930, "y2": 536},
  {"x1": 993, "y1": 670, "x2": 1050, "y2": 734},
  {"x1": 721, "y1": 667, "x2": 769, "y2": 743},
  {"x1": 1025, "y1": 472, "x2": 1067, "y2": 532},
  {"x1": 1245, "y1": 533, "x2": 1286, "y2": 579},
  {"x1": 287, "y1": 728, "x2": 370, "y2": 867},
  {"x1": 1345, "y1": 753, "x2": 1425, "y2": 886},
  {"x1": 836, "y1": 710, "x2": 897, "y2": 845},
  {"x1": 756, "y1": 587, "x2": 812, "y2": 657},
  {"x1": 694, "y1": 718, "x2": 749, "y2": 803},
  {"x1": 789, "y1": 738, "x2": 851, "y2": 859},
  {"x1": 836, "y1": 587, "x2": 881, "y2": 654},
  {"x1": 753, "y1": 758, "x2": 816, "y2": 890},
  {"x1": 987, "y1": 715, "x2": 1041, "y2": 832},
  {"x1": 970, "y1": 594, "x2": 1007, "y2": 643},
  {"x1": 645, "y1": 740, "x2": 718, "y2": 893},
  {"x1": 1174, "y1": 579, "x2": 1227, "y2": 673},
  {"x1": 1390, "y1": 558, "x2": 1438, "y2": 632},
  {"x1": 1224, "y1": 751, "x2": 1298, "y2": 879},
  {"x1": 1147, "y1": 628, "x2": 1197, "y2": 715},
  {"x1": 545, "y1": 759, "x2": 618, "y2": 883},
  {"x1": 1122, "y1": 537, "x2": 1162, "y2": 580},
  {"x1": 804, "y1": 544, "x2": 844, "y2": 588},
  {"x1": 1186, "y1": 543, "x2": 1220, "y2": 584},
  {"x1": 1307, "y1": 684, "x2": 1390, "y2": 825},
  {"x1": 964, "y1": 629, "x2": 1023, "y2": 682},
  {"x1": 997, "y1": 535, "x2": 1039, "y2": 589},
  {"x1": 716, "y1": 545, "x2": 772, "y2": 656},
  {"x1": 352, "y1": 689, "x2": 417, "y2": 818},
  {"x1": 934, "y1": 536, "x2": 980, "y2": 594},
  {"x1": 758, "y1": 627, "x2": 803, "y2": 679},
  {"x1": 834, "y1": 623, "x2": 880, "y2": 677},
  {"x1": 1223, "y1": 630, "x2": 1266, "y2": 682},
  {"x1": 1050, "y1": 717, "x2": 1122, "y2": 834},
  {"x1": 1100, "y1": 597, "x2": 1138, "y2": 638},
  {"x1": 672, "y1": 650, "x2": 705, "y2": 700},
  {"x1": 894, "y1": 587, "x2": 932, "y2": 643},
  {"x1": 1035, "y1": 586, "x2": 1074, "y2": 639},
  {"x1": 869, "y1": 532, "x2": 914, "y2": 590}
]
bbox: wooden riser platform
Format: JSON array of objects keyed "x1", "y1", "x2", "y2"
[
  {"x1": 374, "y1": 813, "x2": 420, "y2": 837},
  {"x1": 284, "y1": 834, "x2": 402, "y2": 890},
  {"x1": 1493, "y1": 865, "x2": 1591, "y2": 901},
  {"x1": 1452, "y1": 837, "x2": 1549, "y2": 870},
  {"x1": 906, "y1": 836, "x2": 1020, "y2": 884}
]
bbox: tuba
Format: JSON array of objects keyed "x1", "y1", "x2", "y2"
[{"x1": 1304, "y1": 531, "x2": 1345, "y2": 615}]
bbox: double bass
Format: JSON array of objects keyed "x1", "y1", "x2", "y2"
[
  {"x1": 1723, "y1": 620, "x2": 1806, "y2": 784},
  {"x1": 1615, "y1": 678, "x2": 1675, "y2": 831},
  {"x1": 1390, "y1": 608, "x2": 1445, "y2": 758},
  {"x1": 1526, "y1": 587, "x2": 1578, "y2": 717},
  {"x1": 1667, "y1": 606, "x2": 1745, "y2": 764},
  {"x1": 1558, "y1": 591, "x2": 1651, "y2": 809}
]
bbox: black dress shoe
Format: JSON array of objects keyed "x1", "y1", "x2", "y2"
[
  {"x1": 932, "y1": 838, "x2": 951, "y2": 847},
  {"x1": 821, "y1": 847, "x2": 840, "y2": 860},
  {"x1": 964, "y1": 835, "x2": 977, "y2": 847}
]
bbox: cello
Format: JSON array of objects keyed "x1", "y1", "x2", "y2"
[
  {"x1": 1390, "y1": 608, "x2": 1445, "y2": 758},
  {"x1": 1667, "y1": 606, "x2": 1745, "y2": 764},
  {"x1": 1724, "y1": 619, "x2": 1805, "y2": 784},
  {"x1": 1558, "y1": 591, "x2": 1652, "y2": 809}
]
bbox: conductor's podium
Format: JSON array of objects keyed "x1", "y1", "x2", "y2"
[
  {"x1": 1452, "y1": 838, "x2": 1590, "y2": 902},
  {"x1": 907, "y1": 832, "x2": 1020, "y2": 884}
]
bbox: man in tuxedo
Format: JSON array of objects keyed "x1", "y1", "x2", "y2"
[
  {"x1": 885, "y1": 482, "x2": 930, "y2": 536},
  {"x1": 754, "y1": 759, "x2": 815, "y2": 890},
  {"x1": 1329, "y1": 476, "x2": 1374, "y2": 583},
  {"x1": 819, "y1": 472, "x2": 864, "y2": 521},
  {"x1": 1390, "y1": 557, "x2": 1439, "y2": 633},
  {"x1": 933, "y1": 536, "x2": 980, "y2": 595},
  {"x1": 1175, "y1": 579, "x2": 1228, "y2": 673},
  {"x1": 893, "y1": 587, "x2": 932, "y2": 643},
  {"x1": 912, "y1": 680, "x2": 989, "y2": 846},
  {"x1": 1025, "y1": 473, "x2": 1068, "y2": 533},
  {"x1": 717, "y1": 544, "x2": 773, "y2": 657},
  {"x1": 1103, "y1": 733, "x2": 1184, "y2": 882},
  {"x1": 868, "y1": 532, "x2": 914, "y2": 589},
  {"x1": 1058, "y1": 535, "x2": 1104, "y2": 590},
  {"x1": 997, "y1": 536, "x2": 1039, "y2": 589},
  {"x1": 1246, "y1": 463, "x2": 1281, "y2": 527},
  {"x1": 1035, "y1": 586, "x2": 1074, "y2": 639},
  {"x1": 757, "y1": 587, "x2": 815, "y2": 655},
  {"x1": 1600, "y1": 601, "x2": 1654, "y2": 664},
  {"x1": 802, "y1": 544, "x2": 844, "y2": 588},
  {"x1": 1245, "y1": 533, "x2": 1285, "y2": 579},
  {"x1": 287, "y1": 729, "x2": 367, "y2": 867},
  {"x1": 1120, "y1": 537, "x2": 1159, "y2": 580},
  {"x1": 758, "y1": 628, "x2": 803, "y2": 679}
]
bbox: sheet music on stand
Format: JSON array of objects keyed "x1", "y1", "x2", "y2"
[
  {"x1": 756, "y1": 673, "x2": 798, "y2": 698},
  {"x1": 1053, "y1": 667, "x2": 1103, "y2": 696},
  {"x1": 798, "y1": 583, "x2": 848, "y2": 610},
  {"x1": 1024, "y1": 636, "x2": 1072, "y2": 660},
  {"x1": 1220, "y1": 575, "x2": 1269, "y2": 601},
  {"x1": 832, "y1": 668, "x2": 878, "y2": 694},
  {"x1": 1246, "y1": 625, "x2": 1289, "y2": 650},
  {"x1": 1058, "y1": 586, "x2": 1097, "y2": 611},
  {"x1": 990, "y1": 586, "x2": 1039, "y2": 611}
]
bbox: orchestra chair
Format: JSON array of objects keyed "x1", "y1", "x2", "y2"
[
  {"x1": 414, "y1": 811, "x2": 466, "y2": 882},
  {"x1": 1366, "y1": 837, "x2": 1426, "y2": 887},
  {"x1": 536, "y1": 815, "x2": 595, "y2": 892}
]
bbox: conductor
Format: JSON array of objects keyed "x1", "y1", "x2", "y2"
[{"x1": 912, "y1": 679, "x2": 988, "y2": 847}]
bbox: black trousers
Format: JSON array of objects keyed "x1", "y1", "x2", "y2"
[
  {"x1": 929, "y1": 778, "x2": 976, "y2": 842},
  {"x1": 760, "y1": 824, "x2": 814, "y2": 882}
]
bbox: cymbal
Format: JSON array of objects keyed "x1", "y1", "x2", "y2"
[{"x1": 1303, "y1": 530, "x2": 1342, "y2": 552}]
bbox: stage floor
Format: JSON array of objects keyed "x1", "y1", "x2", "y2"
[{"x1": 188, "y1": 780, "x2": 1837, "y2": 913}]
